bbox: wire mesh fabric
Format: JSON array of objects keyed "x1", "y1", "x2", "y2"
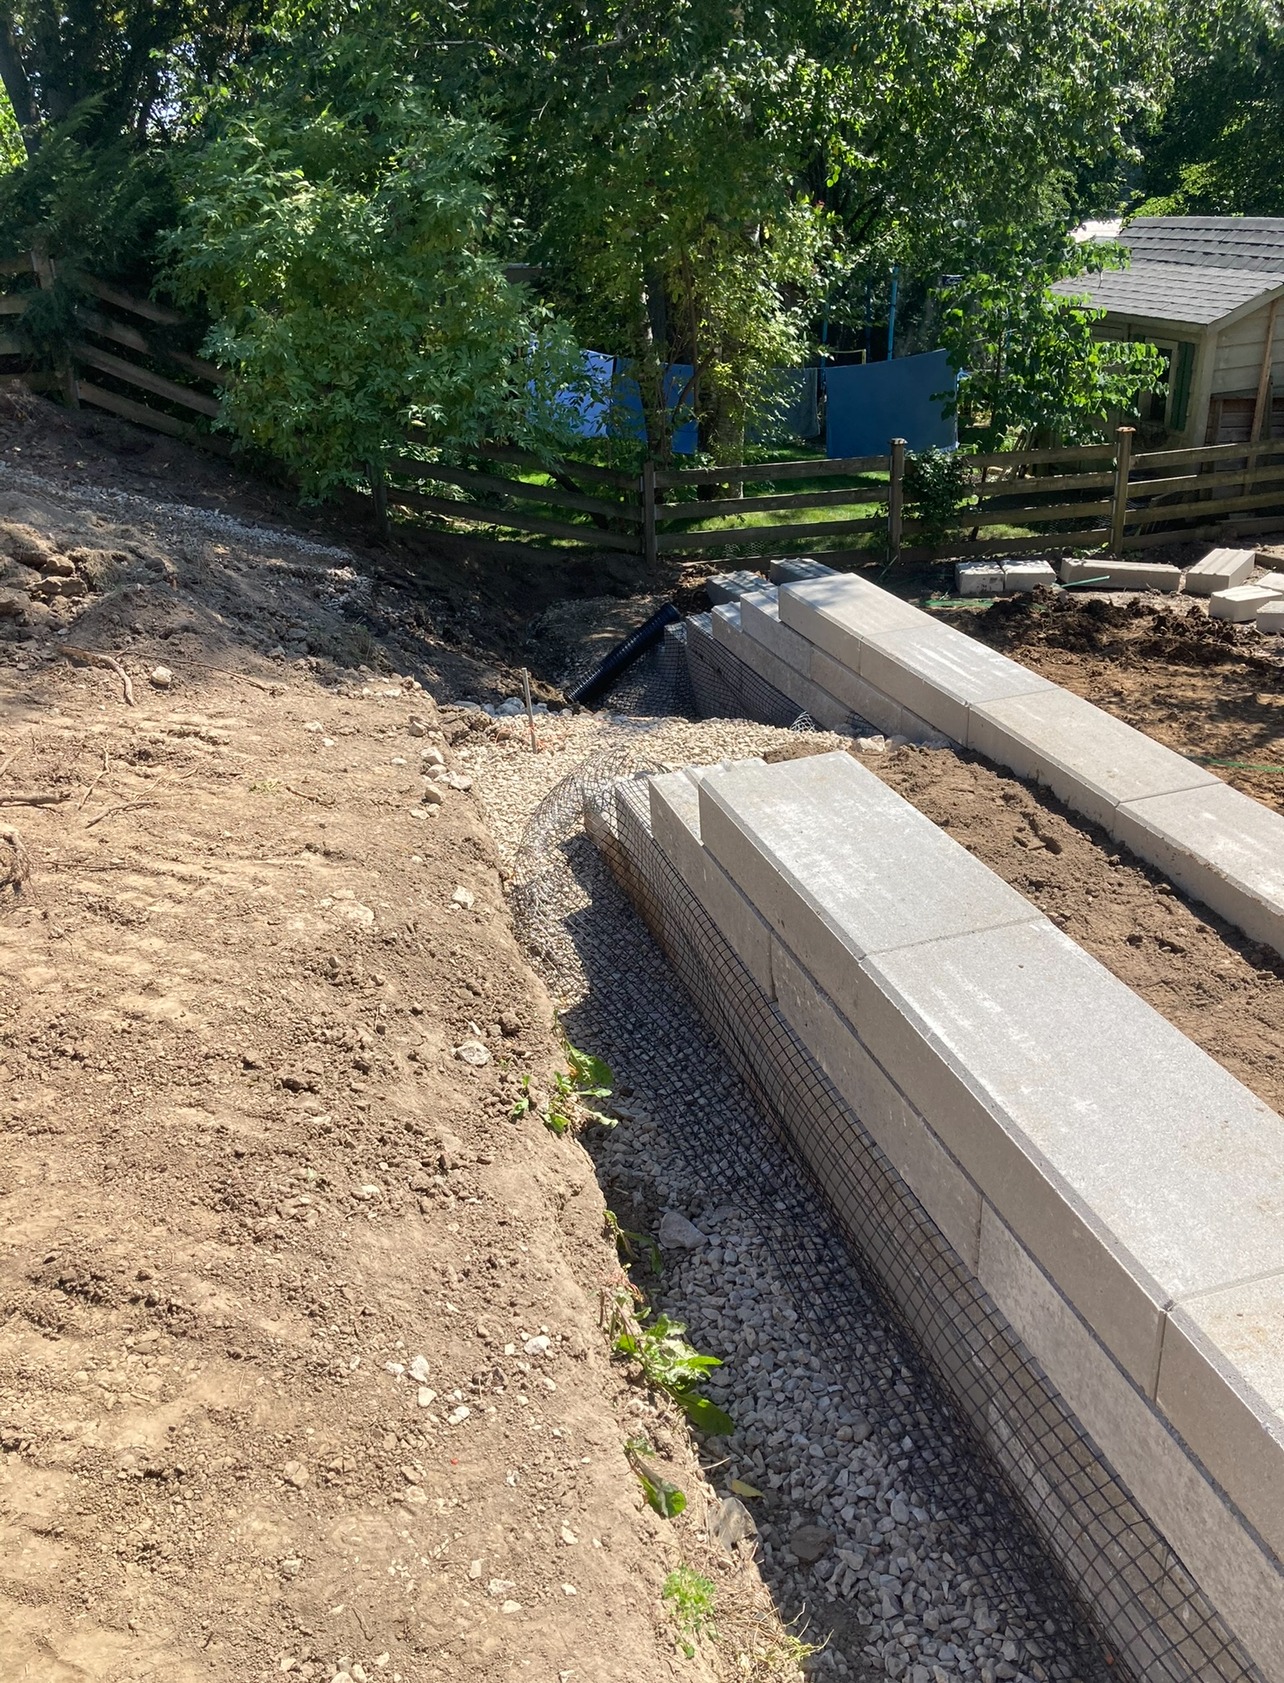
[{"x1": 510, "y1": 755, "x2": 1265, "y2": 1683}]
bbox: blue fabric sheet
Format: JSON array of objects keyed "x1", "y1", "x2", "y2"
[
  {"x1": 556, "y1": 352, "x2": 698, "y2": 454},
  {"x1": 610, "y1": 361, "x2": 698, "y2": 455},
  {"x1": 749, "y1": 368, "x2": 821, "y2": 443},
  {"x1": 823, "y1": 349, "x2": 957, "y2": 458}
]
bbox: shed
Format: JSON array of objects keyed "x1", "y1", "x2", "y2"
[{"x1": 1052, "y1": 216, "x2": 1284, "y2": 445}]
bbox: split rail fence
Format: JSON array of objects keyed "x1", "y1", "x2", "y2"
[{"x1": 4, "y1": 251, "x2": 1284, "y2": 565}]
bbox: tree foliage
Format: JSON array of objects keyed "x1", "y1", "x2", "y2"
[
  {"x1": 166, "y1": 66, "x2": 587, "y2": 494},
  {"x1": 937, "y1": 232, "x2": 1166, "y2": 448},
  {"x1": 1134, "y1": 0, "x2": 1284, "y2": 215}
]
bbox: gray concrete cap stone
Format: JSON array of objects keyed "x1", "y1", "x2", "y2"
[
  {"x1": 768, "y1": 556, "x2": 834, "y2": 585},
  {"x1": 737, "y1": 587, "x2": 815, "y2": 674},
  {"x1": 863, "y1": 917, "x2": 1284, "y2": 1386},
  {"x1": 1208, "y1": 583, "x2": 1282, "y2": 622},
  {"x1": 706, "y1": 569, "x2": 768, "y2": 605},
  {"x1": 1184, "y1": 547, "x2": 1256, "y2": 595},
  {"x1": 856, "y1": 621, "x2": 1053, "y2": 743},
  {"x1": 1060, "y1": 557, "x2": 1182, "y2": 592},
  {"x1": 696, "y1": 752, "x2": 1036, "y2": 1020},
  {"x1": 778, "y1": 574, "x2": 928, "y2": 669},
  {"x1": 1159, "y1": 1272, "x2": 1284, "y2": 1562},
  {"x1": 967, "y1": 686, "x2": 1218, "y2": 825},
  {"x1": 1112, "y1": 778, "x2": 1284, "y2": 957}
]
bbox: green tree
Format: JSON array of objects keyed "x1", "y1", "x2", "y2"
[
  {"x1": 1134, "y1": 0, "x2": 1284, "y2": 215},
  {"x1": 166, "y1": 72, "x2": 588, "y2": 495},
  {"x1": 0, "y1": 1, "x2": 267, "y2": 154},
  {"x1": 347, "y1": 0, "x2": 1177, "y2": 460},
  {"x1": 936, "y1": 230, "x2": 1165, "y2": 448}
]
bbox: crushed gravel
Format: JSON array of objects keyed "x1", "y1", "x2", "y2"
[{"x1": 470, "y1": 706, "x2": 1112, "y2": 1683}]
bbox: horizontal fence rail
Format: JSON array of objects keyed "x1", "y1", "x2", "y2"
[{"x1": 4, "y1": 249, "x2": 1284, "y2": 566}]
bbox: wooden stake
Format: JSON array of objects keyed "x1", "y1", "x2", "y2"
[
  {"x1": 521, "y1": 668, "x2": 537, "y2": 752},
  {"x1": 1110, "y1": 426, "x2": 1135, "y2": 557},
  {"x1": 641, "y1": 460, "x2": 658, "y2": 569},
  {"x1": 887, "y1": 437, "x2": 907, "y2": 566}
]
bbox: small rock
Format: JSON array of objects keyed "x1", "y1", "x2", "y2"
[
  {"x1": 658, "y1": 1210, "x2": 706, "y2": 1250},
  {"x1": 421, "y1": 785, "x2": 445, "y2": 807},
  {"x1": 417, "y1": 1386, "x2": 436, "y2": 1407},
  {"x1": 0, "y1": 595, "x2": 23, "y2": 619},
  {"x1": 282, "y1": 1461, "x2": 309, "y2": 1488},
  {"x1": 789, "y1": 1523, "x2": 834, "y2": 1564},
  {"x1": 855, "y1": 734, "x2": 886, "y2": 753},
  {"x1": 453, "y1": 1041, "x2": 490, "y2": 1067},
  {"x1": 560, "y1": 1525, "x2": 577, "y2": 1546},
  {"x1": 408, "y1": 1354, "x2": 431, "y2": 1383},
  {"x1": 447, "y1": 1405, "x2": 471, "y2": 1425},
  {"x1": 407, "y1": 718, "x2": 427, "y2": 737},
  {"x1": 149, "y1": 666, "x2": 173, "y2": 689},
  {"x1": 499, "y1": 1011, "x2": 521, "y2": 1037},
  {"x1": 712, "y1": 1495, "x2": 757, "y2": 1551},
  {"x1": 523, "y1": 1335, "x2": 550, "y2": 1357},
  {"x1": 303, "y1": 720, "x2": 323, "y2": 733},
  {"x1": 450, "y1": 885, "x2": 475, "y2": 909},
  {"x1": 421, "y1": 746, "x2": 446, "y2": 767}
]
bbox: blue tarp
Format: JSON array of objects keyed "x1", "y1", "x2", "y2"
[
  {"x1": 823, "y1": 349, "x2": 957, "y2": 458},
  {"x1": 557, "y1": 352, "x2": 697, "y2": 454},
  {"x1": 612, "y1": 362, "x2": 698, "y2": 455},
  {"x1": 551, "y1": 348, "x2": 614, "y2": 439},
  {"x1": 749, "y1": 368, "x2": 821, "y2": 443}
]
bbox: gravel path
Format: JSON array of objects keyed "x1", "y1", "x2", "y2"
[{"x1": 469, "y1": 706, "x2": 1111, "y2": 1683}]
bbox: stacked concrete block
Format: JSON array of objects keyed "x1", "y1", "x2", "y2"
[
  {"x1": 1258, "y1": 600, "x2": 1284, "y2": 633},
  {"x1": 685, "y1": 569, "x2": 1284, "y2": 961},
  {"x1": 969, "y1": 686, "x2": 1219, "y2": 828},
  {"x1": 1111, "y1": 780, "x2": 1284, "y2": 955},
  {"x1": 954, "y1": 559, "x2": 1057, "y2": 595},
  {"x1": 767, "y1": 556, "x2": 834, "y2": 585},
  {"x1": 1059, "y1": 556, "x2": 1183, "y2": 591},
  {"x1": 1184, "y1": 547, "x2": 1256, "y2": 595},
  {"x1": 1209, "y1": 582, "x2": 1284, "y2": 622},
  {"x1": 706, "y1": 568, "x2": 768, "y2": 604},
  {"x1": 621, "y1": 748, "x2": 1284, "y2": 1682},
  {"x1": 780, "y1": 575, "x2": 1053, "y2": 746},
  {"x1": 708, "y1": 600, "x2": 851, "y2": 733},
  {"x1": 1002, "y1": 559, "x2": 1058, "y2": 592},
  {"x1": 955, "y1": 561, "x2": 1005, "y2": 596},
  {"x1": 712, "y1": 588, "x2": 944, "y2": 740}
]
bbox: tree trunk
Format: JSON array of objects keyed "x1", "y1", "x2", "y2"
[{"x1": 0, "y1": 7, "x2": 37, "y2": 153}]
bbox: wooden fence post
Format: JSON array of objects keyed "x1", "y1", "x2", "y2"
[
  {"x1": 887, "y1": 437, "x2": 906, "y2": 565},
  {"x1": 368, "y1": 460, "x2": 389, "y2": 539},
  {"x1": 1110, "y1": 426, "x2": 1135, "y2": 556},
  {"x1": 641, "y1": 459, "x2": 657, "y2": 568},
  {"x1": 33, "y1": 247, "x2": 79, "y2": 408}
]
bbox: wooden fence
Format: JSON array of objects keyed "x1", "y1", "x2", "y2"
[{"x1": 4, "y1": 251, "x2": 1284, "y2": 565}]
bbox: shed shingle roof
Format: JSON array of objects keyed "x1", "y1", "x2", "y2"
[
  {"x1": 1121, "y1": 216, "x2": 1284, "y2": 273},
  {"x1": 1051, "y1": 262, "x2": 1284, "y2": 327}
]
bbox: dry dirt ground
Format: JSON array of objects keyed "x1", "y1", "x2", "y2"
[{"x1": 0, "y1": 412, "x2": 798, "y2": 1683}]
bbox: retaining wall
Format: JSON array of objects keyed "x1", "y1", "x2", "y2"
[
  {"x1": 687, "y1": 569, "x2": 1284, "y2": 960},
  {"x1": 595, "y1": 750, "x2": 1284, "y2": 1683}
]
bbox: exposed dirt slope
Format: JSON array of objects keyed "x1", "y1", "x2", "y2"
[{"x1": 0, "y1": 453, "x2": 785, "y2": 1683}]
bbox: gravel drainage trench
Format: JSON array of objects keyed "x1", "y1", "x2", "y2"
[{"x1": 471, "y1": 711, "x2": 1132, "y2": 1683}]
